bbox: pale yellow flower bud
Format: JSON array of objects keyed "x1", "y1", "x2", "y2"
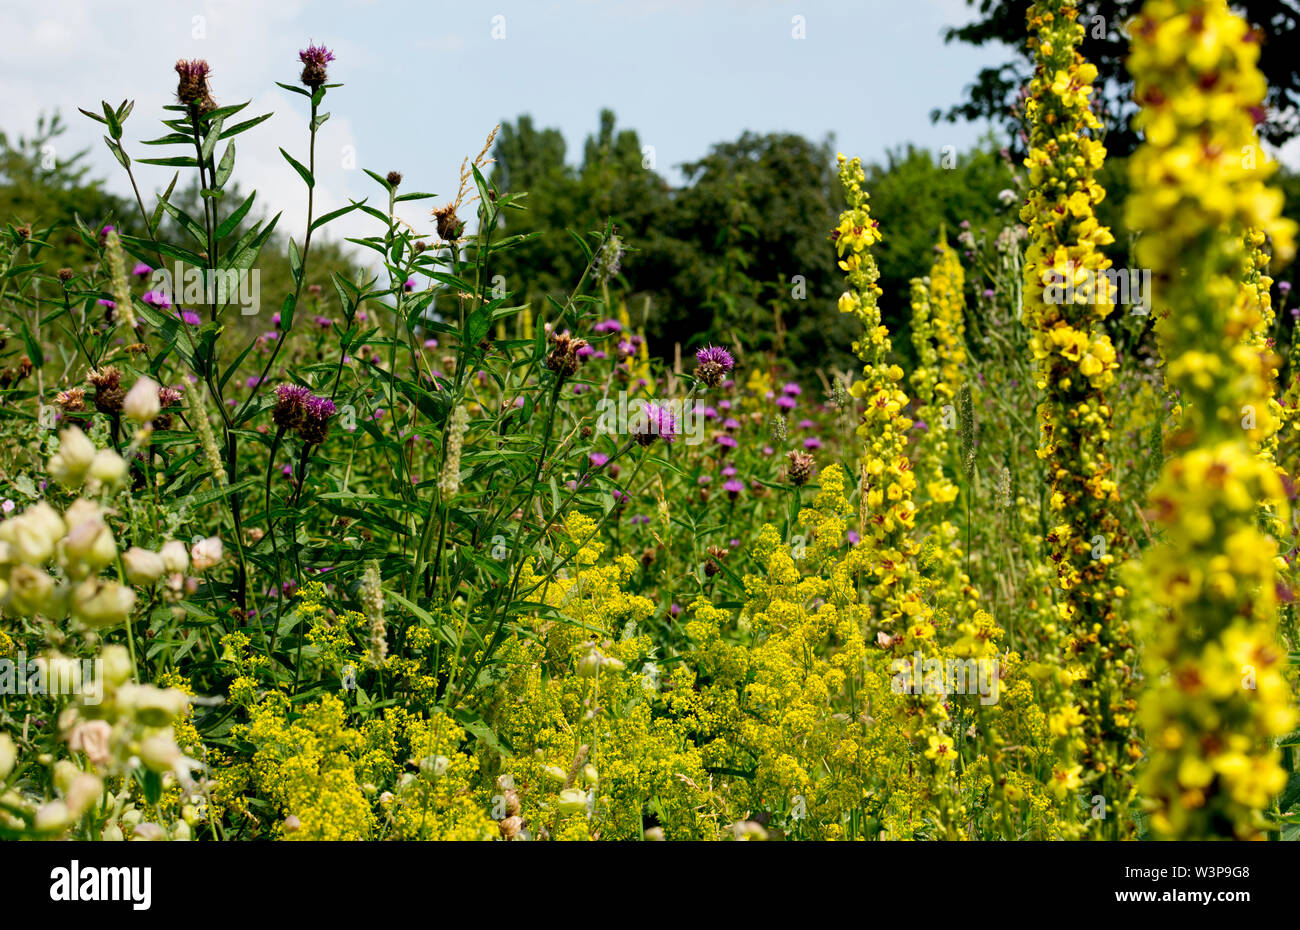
[
  {"x1": 0, "y1": 734, "x2": 15, "y2": 779},
  {"x1": 159, "y1": 540, "x2": 189, "y2": 574},
  {"x1": 122, "y1": 547, "x2": 166, "y2": 585},
  {"x1": 190, "y1": 536, "x2": 223, "y2": 571},
  {"x1": 123, "y1": 376, "x2": 162, "y2": 424},
  {"x1": 70, "y1": 577, "x2": 136, "y2": 629},
  {"x1": 88, "y1": 448, "x2": 128, "y2": 488}
]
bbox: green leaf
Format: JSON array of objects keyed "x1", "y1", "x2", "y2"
[
  {"x1": 103, "y1": 137, "x2": 129, "y2": 169},
  {"x1": 218, "y1": 111, "x2": 273, "y2": 140},
  {"x1": 150, "y1": 172, "x2": 180, "y2": 236},
  {"x1": 310, "y1": 200, "x2": 364, "y2": 232},
  {"x1": 138, "y1": 155, "x2": 200, "y2": 168},
  {"x1": 288, "y1": 237, "x2": 302, "y2": 284},
  {"x1": 280, "y1": 147, "x2": 314, "y2": 188},
  {"x1": 200, "y1": 115, "x2": 225, "y2": 162},
  {"x1": 216, "y1": 190, "x2": 256, "y2": 241},
  {"x1": 214, "y1": 140, "x2": 236, "y2": 188}
]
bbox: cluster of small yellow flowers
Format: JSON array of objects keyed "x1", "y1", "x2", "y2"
[
  {"x1": 1126, "y1": 0, "x2": 1298, "y2": 839},
  {"x1": 928, "y1": 234, "x2": 969, "y2": 406},
  {"x1": 378, "y1": 711, "x2": 496, "y2": 840},
  {"x1": 910, "y1": 241, "x2": 976, "y2": 628},
  {"x1": 1022, "y1": 0, "x2": 1138, "y2": 835},
  {"x1": 481, "y1": 517, "x2": 719, "y2": 839},
  {"x1": 235, "y1": 692, "x2": 375, "y2": 840},
  {"x1": 831, "y1": 165, "x2": 971, "y2": 833}
]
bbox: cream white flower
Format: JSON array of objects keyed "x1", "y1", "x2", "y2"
[
  {"x1": 159, "y1": 540, "x2": 189, "y2": 574},
  {"x1": 70, "y1": 577, "x2": 136, "y2": 628},
  {"x1": 88, "y1": 448, "x2": 128, "y2": 487},
  {"x1": 190, "y1": 536, "x2": 223, "y2": 571},
  {"x1": 48, "y1": 427, "x2": 97, "y2": 487},
  {"x1": 122, "y1": 547, "x2": 166, "y2": 585},
  {"x1": 123, "y1": 376, "x2": 161, "y2": 424}
]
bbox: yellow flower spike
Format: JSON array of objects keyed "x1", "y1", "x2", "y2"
[
  {"x1": 1127, "y1": 0, "x2": 1298, "y2": 840},
  {"x1": 1021, "y1": 0, "x2": 1137, "y2": 837}
]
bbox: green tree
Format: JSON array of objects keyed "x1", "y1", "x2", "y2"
[
  {"x1": 0, "y1": 113, "x2": 131, "y2": 270},
  {"x1": 934, "y1": 0, "x2": 1300, "y2": 156}
]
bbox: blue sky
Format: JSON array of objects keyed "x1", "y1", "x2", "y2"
[{"x1": 1, "y1": 0, "x2": 1020, "y2": 243}]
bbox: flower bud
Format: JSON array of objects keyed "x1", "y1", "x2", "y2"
[
  {"x1": 53, "y1": 759, "x2": 80, "y2": 795},
  {"x1": 159, "y1": 539, "x2": 189, "y2": 574},
  {"x1": 122, "y1": 547, "x2": 166, "y2": 585},
  {"x1": 542, "y1": 765, "x2": 567, "y2": 783},
  {"x1": 65, "y1": 772, "x2": 104, "y2": 818},
  {"x1": 0, "y1": 734, "x2": 15, "y2": 778},
  {"x1": 100, "y1": 645, "x2": 133, "y2": 687},
  {"x1": 34, "y1": 800, "x2": 73, "y2": 832},
  {"x1": 4, "y1": 564, "x2": 58, "y2": 616},
  {"x1": 131, "y1": 822, "x2": 165, "y2": 841},
  {"x1": 136, "y1": 731, "x2": 183, "y2": 773},
  {"x1": 88, "y1": 449, "x2": 128, "y2": 488},
  {"x1": 4, "y1": 504, "x2": 64, "y2": 565},
  {"x1": 419, "y1": 755, "x2": 450, "y2": 778},
  {"x1": 555, "y1": 788, "x2": 588, "y2": 815},
  {"x1": 101, "y1": 821, "x2": 125, "y2": 841},
  {"x1": 172, "y1": 820, "x2": 192, "y2": 841},
  {"x1": 190, "y1": 536, "x2": 223, "y2": 571},
  {"x1": 70, "y1": 577, "x2": 136, "y2": 629},
  {"x1": 48, "y1": 427, "x2": 97, "y2": 487},
  {"x1": 123, "y1": 376, "x2": 162, "y2": 424},
  {"x1": 62, "y1": 516, "x2": 118, "y2": 573},
  {"x1": 118, "y1": 684, "x2": 189, "y2": 726}
]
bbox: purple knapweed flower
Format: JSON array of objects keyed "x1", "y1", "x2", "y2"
[
  {"x1": 299, "y1": 43, "x2": 335, "y2": 88},
  {"x1": 632, "y1": 401, "x2": 677, "y2": 446},
  {"x1": 695, "y1": 344, "x2": 735, "y2": 387},
  {"x1": 143, "y1": 290, "x2": 172, "y2": 310}
]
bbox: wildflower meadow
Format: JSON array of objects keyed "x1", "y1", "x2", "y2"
[{"x1": 2, "y1": 1, "x2": 1300, "y2": 895}]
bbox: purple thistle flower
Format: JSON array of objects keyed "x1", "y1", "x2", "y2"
[
  {"x1": 632, "y1": 401, "x2": 677, "y2": 446},
  {"x1": 694, "y1": 344, "x2": 735, "y2": 387},
  {"x1": 782, "y1": 382, "x2": 802, "y2": 396},
  {"x1": 143, "y1": 290, "x2": 172, "y2": 310},
  {"x1": 299, "y1": 43, "x2": 336, "y2": 88},
  {"x1": 301, "y1": 394, "x2": 337, "y2": 445},
  {"x1": 803, "y1": 437, "x2": 822, "y2": 450},
  {"x1": 722, "y1": 479, "x2": 744, "y2": 499},
  {"x1": 776, "y1": 396, "x2": 797, "y2": 411},
  {"x1": 695, "y1": 345, "x2": 735, "y2": 370},
  {"x1": 174, "y1": 59, "x2": 214, "y2": 110},
  {"x1": 723, "y1": 417, "x2": 741, "y2": 431},
  {"x1": 589, "y1": 452, "x2": 610, "y2": 468},
  {"x1": 273, "y1": 384, "x2": 312, "y2": 431},
  {"x1": 179, "y1": 310, "x2": 201, "y2": 326},
  {"x1": 715, "y1": 434, "x2": 738, "y2": 450},
  {"x1": 132, "y1": 262, "x2": 153, "y2": 278}
]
